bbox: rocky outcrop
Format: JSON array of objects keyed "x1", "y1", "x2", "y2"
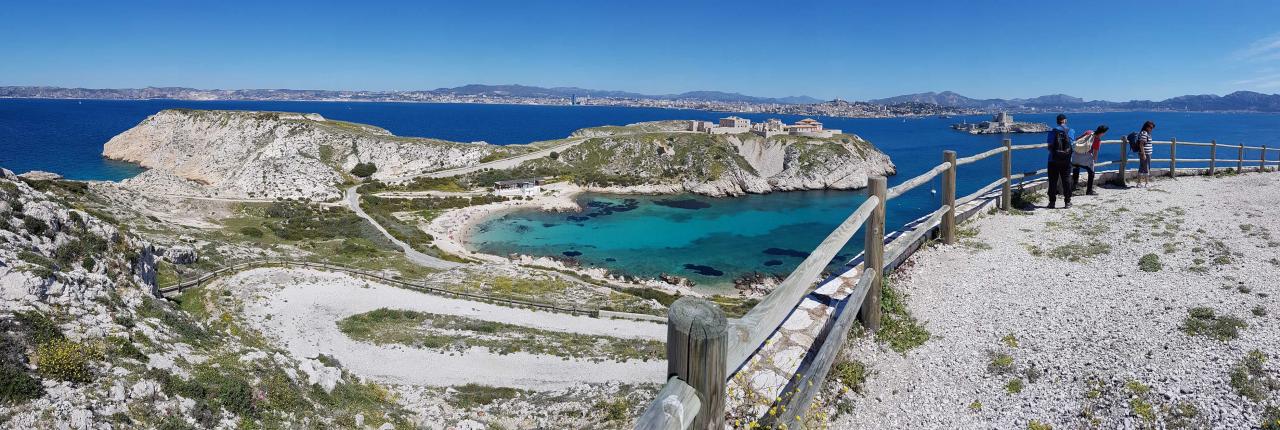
[
  {"x1": 103, "y1": 109, "x2": 501, "y2": 200},
  {"x1": 523, "y1": 127, "x2": 896, "y2": 196}
]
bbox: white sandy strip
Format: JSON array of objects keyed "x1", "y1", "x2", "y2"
[
  {"x1": 425, "y1": 182, "x2": 582, "y2": 263},
  {"x1": 226, "y1": 268, "x2": 665, "y2": 389}
]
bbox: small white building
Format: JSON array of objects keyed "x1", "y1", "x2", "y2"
[
  {"x1": 493, "y1": 178, "x2": 543, "y2": 197},
  {"x1": 785, "y1": 118, "x2": 841, "y2": 138},
  {"x1": 708, "y1": 116, "x2": 752, "y2": 134}
]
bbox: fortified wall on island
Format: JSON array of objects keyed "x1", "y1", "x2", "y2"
[{"x1": 687, "y1": 116, "x2": 843, "y2": 138}]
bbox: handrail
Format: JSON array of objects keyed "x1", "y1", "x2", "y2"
[
  {"x1": 885, "y1": 162, "x2": 949, "y2": 200},
  {"x1": 955, "y1": 146, "x2": 1007, "y2": 166},
  {"x1": 1010, "y1": 143, "x2": 1047, "y2": 150},
  {"x1": 883, "y1": 205, "x2": 949, "y2": 265},
  {"x1": 956, "y1": 177, "x2": 1006, "y2": 207},
  {"x1": 634, "y1": 377, "x2": 702, "y2": 430},
  {"x1": 725, "y1": 195, "x2": 879, "y2": 373}
]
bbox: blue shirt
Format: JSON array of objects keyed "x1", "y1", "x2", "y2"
[{"x1": 1047, "y1": 124, "x2": 1076, "y2": 161}]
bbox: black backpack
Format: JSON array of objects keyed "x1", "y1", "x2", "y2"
[
  {"x1": 1049, "y1": 129, "x2": 1073, "y2": 162},
  {"x1": 1126, "y1": 132, "x2": 1141, "y2": 153}
]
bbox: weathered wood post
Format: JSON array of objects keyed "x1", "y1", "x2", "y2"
[
  {"x1": 1208, "y1": 140, "x2": 1217, "y2": 176},
  {"x1": 1001, "y1": 139, "x2": 1012, "y2": 210},
  {"x1": 1262, "y1": 145, "x2": 1268, "y2": 172},
  {"x1": 1169, "y1": 137, "x2": 1178, "y2": 178},
  {"x1": 1119, "y1": 136, "x2": 1129, "y2": 187},
  {"x1": 1238, "y1": 144, "x2": 1245, "y2": 172},
  {"x1": 667, "y1": 297, "x2": 727, "y2": 430},
  {"x1": 860, "y1": 176, "x2": 887, "y2": 332},
  {"x1": 942, "y1": 150, "x2": 957, "y2": 244}
]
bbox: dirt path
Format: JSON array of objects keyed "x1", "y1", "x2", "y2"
[
  {"x1": 345, "y1": 185, "x2": 460, "y2": 270},
  {"x1": 230, "y1": 268, "x2": 665, "y2": 389}
]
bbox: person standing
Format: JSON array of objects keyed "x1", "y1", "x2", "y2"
[
  {"x1": 1046, "y1": 114, "x2": 1075, "y2": 208},
  {"x1": 1071, "y1": 125, "x2": 1108, "y2": 195},
  {"x1": 1137, "y1": 121, "x2": 1156, "y2": 187}
]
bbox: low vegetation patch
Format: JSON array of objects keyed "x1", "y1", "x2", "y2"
[
  {"x1": 1138, "y1": 253, "x2": 1162, "y2": 272},
  {"x1": 1182, "y1": 307, "x2": 1247, "y2": 341},
  {"x1": 876, "y1": 276, "x2": 930, "y2": 353},
  {"x1": 1048, "y1": 241, "x2": 1111, "y2": 262},
  {"x1": 1229, "y1": 350, "x2": 1277, "y2": 402},
  {"x1": 337, "y1": 308, "x2": 664, "y2": 362},
  {"x1": 831, "y1": 359, "x2": 868, "y2": 395},
  {"x1": 449, "y1": 383, "x2": 521, "y2": 409},
  {"x1": 34, "y1": 338, "x2": 103, "y2": 383}
]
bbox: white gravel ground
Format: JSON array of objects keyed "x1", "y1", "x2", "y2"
[
  {"x1": 224, "y1": 268, "x2": 666, "y2": 390},
  {"x1": 833, "y1": 173, "x2": 1280, "y2": 429}
]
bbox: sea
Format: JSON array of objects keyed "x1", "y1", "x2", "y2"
[{"x1": 3, "y1": 98, "x2": 1278, "y2": 287}]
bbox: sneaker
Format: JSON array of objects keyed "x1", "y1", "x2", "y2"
[
  {"x1": 1064, "y1": 201, "x2": 1073, "y2": 208},
  {"x1": 1086, "y1": 190, "x2": 1097, "y2": 195}
]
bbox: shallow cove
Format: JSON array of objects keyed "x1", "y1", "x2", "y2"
[{"x1": 468, "y1": 191, "x2": 872, "y2": 288}]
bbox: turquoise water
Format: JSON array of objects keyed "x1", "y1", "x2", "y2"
[
  {"x1": 470, "y1": 191, "x2": 871, "y2": 287},
  {"x1": 470, "y1": 111, "x2": 1280, "y2": 287}
]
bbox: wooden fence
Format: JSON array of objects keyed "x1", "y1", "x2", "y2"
[{"x1": 635, "y1": 136, "x2": 1278, "y2": 429}]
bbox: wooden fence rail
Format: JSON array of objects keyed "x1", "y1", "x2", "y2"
[{"x1": 635, "y1": 133, "x2": 1280, "y2": 430}]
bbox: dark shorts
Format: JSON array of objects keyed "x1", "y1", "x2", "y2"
[{"x1": 1138, "y1": 154, "x2": 1151, "y2": 174}]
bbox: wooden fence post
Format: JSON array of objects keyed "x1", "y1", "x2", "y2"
[
  {"x1": 1169, "y1": 137, "x2": 1177, "y2": 178},
  {"x1": 667, "y1": 297, "x2": 726, "y2": 430},
  {"x1": 1262, "y1": 145, "x2": 1268, "y2": 172},
  {"x1": 942, "y1": 150, "x2": 957, "y2": 244},
  {"x1": 1208, "y1": 140, "x2": 1217, "y2": 176},
  {"x1": 1119, "y1": 137, "x2": 1129, "y2": 187},
  {"x1": 1238, "y1": 144, "x2": 1245, "y2": 172},
  {"x1": 1001, "y1": 139, "x2": 1012, "y2": 210},
  {"x1": 860, "y1": 176, "x2": 887, "y2": 332}
]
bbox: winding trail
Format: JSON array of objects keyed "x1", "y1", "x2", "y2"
[
  {"x1": 345, "y1": 185, "x2": 460, "y2": 270},
  {"x1": 232, "y1": 268, "x2": 665, "y2": 389}
]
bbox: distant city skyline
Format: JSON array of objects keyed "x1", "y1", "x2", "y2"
[{"x1": 3, "y1": 0, "x2": 1279, "y2": 101}]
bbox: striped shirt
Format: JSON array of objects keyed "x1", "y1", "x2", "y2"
[{"x1": 1139, "y1": 130, "x2": 1153, "y2": 155}]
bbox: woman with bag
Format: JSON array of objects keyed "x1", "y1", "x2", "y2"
[{"x1": 1071, "y1": 125, "x2": 1108, "y2": 195}]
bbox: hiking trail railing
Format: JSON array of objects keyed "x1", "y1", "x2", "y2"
[{"x1": 635, "y1": 136, "x2": 1278, "y2": 429}]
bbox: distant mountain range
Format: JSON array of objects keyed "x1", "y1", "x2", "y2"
[
  {"x1": 870, "y1": 90, "x2": 1280, "y2": 112},
  {"x1": 3, "y1": 85, "x2": 1278, "y2": 112},
  {"x1": 0, "y1": 84, "x2": 823, "y2": 105}
]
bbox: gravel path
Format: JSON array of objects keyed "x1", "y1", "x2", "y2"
[
  {"x1": 833, "y1": 173, "x2": 1280, "y2": 429},
  {"x1": 345, "y1": 185, "x2": 461, "y2": 270},
  {"x1": 229, "y1": 268, "x2": 666, "y2": 390}
]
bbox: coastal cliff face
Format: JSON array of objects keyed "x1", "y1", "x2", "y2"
[
  {"x1": 520, "y1": 127, "x2": 896, "y2": 196},
  {"x1": 102, "y1": 109, "x2": 498, "y2": 200}
]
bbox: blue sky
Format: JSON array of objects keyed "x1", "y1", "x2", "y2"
[{"x1": 2, "y1": 0, "x2": 1279, "y2": 101}]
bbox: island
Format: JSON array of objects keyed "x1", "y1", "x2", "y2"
[{"x1": 950, "y1": 112, "x2": 1050, "y2": 134}]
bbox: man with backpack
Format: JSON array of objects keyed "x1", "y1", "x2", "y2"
[{"x1": 1046, "y1": 114, "x2": 1076, "y2": 208}]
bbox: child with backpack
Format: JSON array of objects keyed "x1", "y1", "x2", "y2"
[{"x1": 1071, "y1": 125, "x2": 1108, "y2": 195}]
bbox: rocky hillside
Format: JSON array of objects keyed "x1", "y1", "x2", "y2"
[
  {"x1": 103, "y1": 109, "x2": 502, "y2": 200},
  {"x1": 513, "y1": 128, "x2": 896, "y2": 196},
  {"x1": 0, "y1": 170, "x2": 409, "y2": 428}
]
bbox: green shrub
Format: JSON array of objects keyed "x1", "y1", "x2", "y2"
[
  {"x1": 238, "y1": 226, "x2": 263, "y2": 238},
  {"x1": 0, "y1": 364, "x2": 44, "y2": 405},
  {"x1": 34, "y1": 338, "x2": 102, "y2": 383},
  {"x1": 108, "y1": 336, "x2": 146, "y2": 361},
  {"x1": 832, "y1": 359, "x2": 868, "y2": 394},
  {"x1": 450, "y1": 383, "x2": 519, "y2": 409},
  {"x1": 1006, "y1": 378, "x2": 1024, "y2": 394},
  {"x1": 597, "y1": 397, "x2": 629, "y2": 422},
  {"x1": 1263, "y1": 406, "x2": 1280, "y2": 430},
  {"x1": 14, "y1": 311, "x2": 64, "y2": 345},
  {"x1": 1138, "y1": 253, "x2": 1161, "y2": 272},
  {"x1": 1183, "y1": 307, "x2": 1247, "y2": 341},
  {"x1": 22, "y1": 215, "x2": 48, "y2": 236},
  {"x1": 350, "y1": 162, "x2": 378, "y2": 178},
  {"x1": 1230, "y1": 349, "x2": 1275, "y2": 402}
]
